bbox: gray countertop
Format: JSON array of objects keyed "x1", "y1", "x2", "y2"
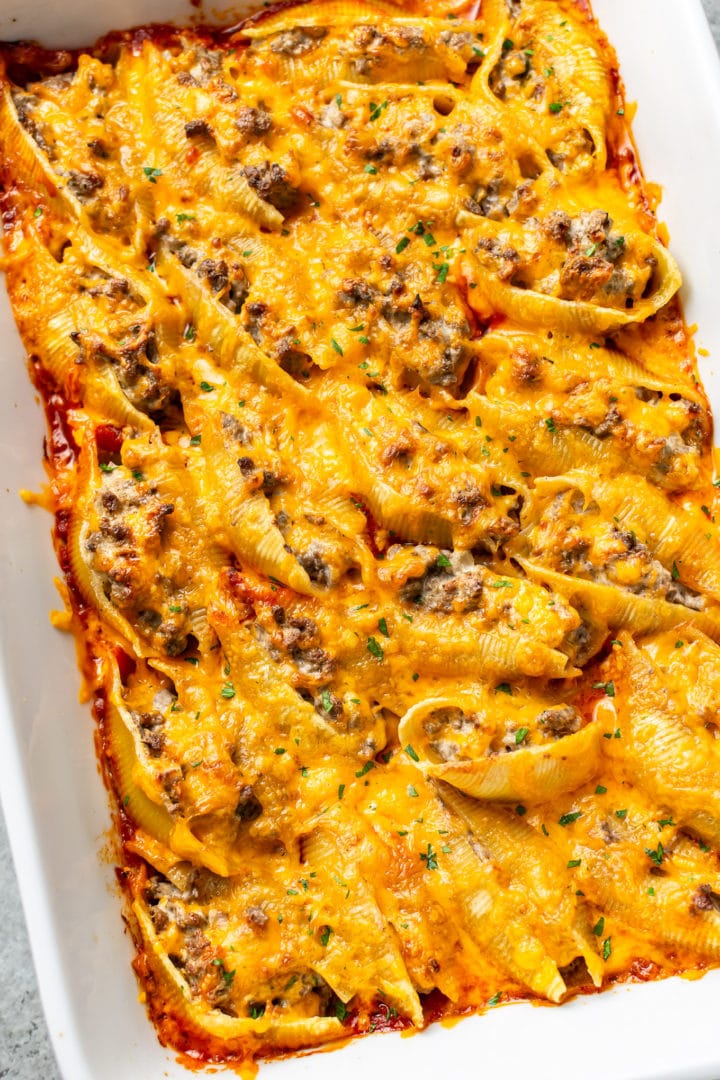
[{"x1": 1, "y1": 5, "x2": 719, "y2": 1078}]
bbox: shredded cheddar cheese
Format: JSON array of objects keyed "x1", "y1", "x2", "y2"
[{"x1": 2, "y1": 0, "x2": 720, "y2": 1071}]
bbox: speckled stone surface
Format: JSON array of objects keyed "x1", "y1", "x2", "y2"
[{"x1": 0, "y1": 6, "x2": 719, "y2": 1079}]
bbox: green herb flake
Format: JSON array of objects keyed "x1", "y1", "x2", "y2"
[
  {"x1": 185, "y1": 657, "x2": 199, "y2": 666},
  {"x1": 559, "y1": 811, "x2": 582, "y2": 827},
  {"x1": 142, "y1": 166, "x2": 163, "y2": 183},
  {"x1": 615, "y1": 809, "x2": 628, "y2": 820},
  {"x1": 420, "y1": 843, "x2": 438, "y2": 871},
  {"x1": 378, "y1": 617, "x2": 390, "y2": 638},
  {"x1": 33, "y1": 206, "x2": 43, "y2": 218},
  {"x1": 321, "y1": 689, "x2": 334, "y2": 713},
  {"x1": 603, "y1": 937, "x2": 612, "y2": 961},
  {"x1": 396, "y1": 235, "x2": 411, "y2": 254},
  {"x1": 515, "y1": 727, "x2": 529, "y2": 745},
  {"x1": 338, "y1": 783, "x2": 345, "y2": 800},
  {"x1": 356, "y1": 761, "x2": 375, "y2": 778},
  {"x1": 487, "y1": 992, "x2": 501, "y2": 1007},
  {"x1": 249, "y1": 1001, "x2": 265, "y2": 1019},
  {"x1": 364, "y1": 164, "x2": 378, "y2": 174},
  {"x1": 220, "y1": 681, "x2": 235, "y2": 699},
  {"x1": 567, "y1": 859, "x2": 581, "y2": 869},
  {"x1": 645, "y1": 842, "x2": 665, "y2": 865},
  {"x1": 331, "y1": 338, "x2": 343, "y2": 356},
  {"x1": 408, "y1": 785, "x2": 419, "y2": 798},
  {"x1": 593, "y1": 917, "x2": 605, "y2": 937},
  {"x1": 545, "y1": 416, "x2": 557, "y2": 432},
  {"x1": 496, "y1": 682, "x2": 512, "y2": 695},
  {"x1": 515, "y1": 804, "x2": 527, "y2": 816},
  {"x1": 274, "y1": 747, "x2": 286, "y2": 755},
  {"x1": 320, "y1": 925, "x2": 333, "y2": 946},
  {"x1": 199, "y1": 380, "x2": 214, "y2": 392},
  {"x1": 549, "y1": 101, "x2": 564, "y2": 114},
  {"x1": 404, "y1": 744, "x2": 420, "y2": 762},
  {"x1": 435, "y1": 262, "x2": 450, "y2": 284},
  {"x1": 367, "y1": 636, "x2": 384, "y2": 660},
  {"x1": 672, "y1": 561, "x2": 680, "y2": 580}
]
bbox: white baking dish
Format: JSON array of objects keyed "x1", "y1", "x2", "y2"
[{"x1": 1, "y1": 2, "x2": 719, "y2": 1077}]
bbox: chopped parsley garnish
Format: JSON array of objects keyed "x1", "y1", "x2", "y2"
[
  {"x1": 615, "y1": 809, "x2": 628, "y2": 820},
  {"x1": 220, "y1": 681, "x2": 235, "y2": 699},
  {"x1": 559, "y1": 811, "x2": 582, "y2": 826},
  {"x1": 331, "y1": 338, "x2": 343, "y2": 356},
  {"x1": 548, "y1": 101, "x2": 564, "y2": 114},
  {"x1": 596, "y1": 785, "x2": 607, "y2": 795},
  {"x1": 404, "y1": 744, "x2": 420, "y2": 762},
  {"x1": 396, "y1": 236, "x2": 410, "y2": 254},
  {"x1": 593, "y1": 917, "x2": 605, "y2": 936},
  {"x1": 199, "y1": 380, "x2": 214, "y2": 392},
  {"x1": 495, "y1": 682, "x2": 512, "y2": 695},
  {"x1": 436, "y1": 553, "x2": 451, "y2": 568},
  {"x1": 603, "y1": 937, "x2": 612, "y2": 961},
  {"x1": 334, "y1": 999, "x2": 348, "y2": 1021},
  {"x1": 338, "y1": 784, "x2": 345, "y2": 800},
  {"x1": 274, "y1": 747, "x2": 286, "y2": 755},
  {"x1": 248, "y1": 1002, "x2": 265, "y2": 1019},
  {"x1": 142, "y1": 166, "x2": 163, "y2": 183},
  {"x1": 545, "y1": 416, "x2": 557, "y2": 432},
  {"x1": 408, "y1": 785, "x2": 419, "y2": 798},
  {"x1": 567, "y1": 859, "x2": 581, "y2": 869},
  {"x1": 645, "y1": 842, "x2": 664, "y2": 865},
  {"x1": 368, "y1": 99, "x2": 388, "y2": 122},
  {"x1": 176, "y1": 212, "x2": 195, "y2": 223},
  {"x1": 378, "y1": 617, "x2": 389, "y2": 637},
  {"x1": 33, "y1": 206, "x2": 43, "y2": 218},
  {"x1": 515, "y1": 804, "x2": 527, "y2": 816},
  {"x1": 434, "y1": 262, "x2": 450, "y2": 284},
  {"x1": 212, "y1": 959, "x2": 236, "y2": 987},
  {"x1": 671, "y1": 561, "x2": 680, "y2": 580},
  {"x1": 487, "y1": 992, "x2": 501, "y2": 1006},
  {"x1": 321, "y1": 689, "x2": 334, "y2": 713},
  {"x1": 364, "y1": 164, "x2": 378, "y2": 174},
  {"x1": 356, "y1": 761, "x2": 375, "y2": 778},
  {"x1": 367, "y1": 636, "x2": 384, "y2": 660},
  {"x1": 420, "y1": 843, "x2": 438, "y2": 871},
  {"x1": 319, "y1": 925, "x2": 333, "y2": 946},
  {"x1": 515, "y1": 728, "x2": 529, "y2": 745},
  {"x1": 592, "y1": 681, "x2": 615, "y2": 697}
]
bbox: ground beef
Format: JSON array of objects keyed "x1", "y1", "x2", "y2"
[
  {"x1": 269, "y1": 26, "x2": 327, "y2": 56},
  {"x1": 235, "y1": 106, "x2": 272, "y2": 136},
  {"x1": 67, "y1": 169, "x2": 104, "y2": 201},
  {"x1": 537, "y1": 705, "x2": 582, "y2": 738},
  {"x1": 244, "y1": 162, "x2": 299, "y2": 211}
]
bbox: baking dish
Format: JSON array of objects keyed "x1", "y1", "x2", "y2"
[{"x1": 1, "y1": 1, "x2": 720, "y2": 1077}]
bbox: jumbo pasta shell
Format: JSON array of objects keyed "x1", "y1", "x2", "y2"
[
  {"x1": 398, "y1": 695, "x2": 608, "y2": 802},
  {"x1": 463, "y1": 241, "x2": 681, "y2": 334},
  {"x1": 518, "y1": 558, "x2": 720, "y2": 643},
  {"x1": 132, "y1": 903, "x2": 344, "y2": 1048}
]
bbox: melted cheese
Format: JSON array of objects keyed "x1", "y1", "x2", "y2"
[{"x1": 2, "y1": 0, "x2": 720, "y2": 1070}]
